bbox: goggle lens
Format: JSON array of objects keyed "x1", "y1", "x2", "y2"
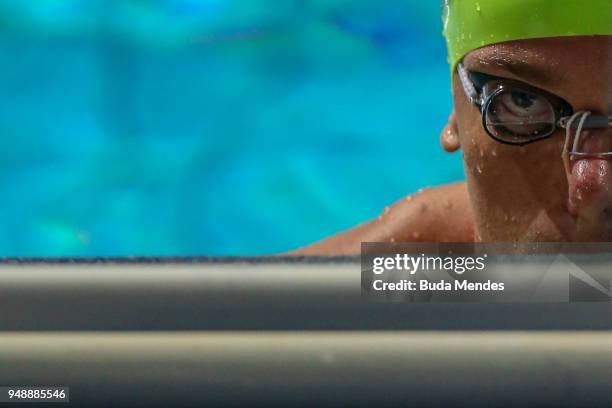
[{"x1": 483, "y1": 87, "x2": 557, "y2": 144}]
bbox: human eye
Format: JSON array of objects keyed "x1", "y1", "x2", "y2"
[
  {"x1": 497, "y1": 90, "x2": 551, "y2": 120},
  {"x1": 485, "y1": 86, "x2": 556, "y2": 142}
]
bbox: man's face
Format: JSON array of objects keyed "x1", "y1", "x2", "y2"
[{"x1": 453, "y1": 36, "x2": 612, "y2": 242}]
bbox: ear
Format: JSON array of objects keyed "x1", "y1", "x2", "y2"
[{"x1": 440, "y1": 110, "x2": 460, "y2": 152}]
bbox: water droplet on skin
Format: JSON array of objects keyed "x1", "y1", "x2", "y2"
[
  {"x1": 491, "y1": 149, "x2": 498, "y2": 157},
  {"x1": 412, "y1": 231, "x2": 421, "y2": 239},
  {"x1": 405, "y1": 195, "x2": 413, "y2": 202},
  {"x1": 510, "y1": 216, "x2": 517, "y2": 223},
  {"x1": 479, "y1": 149, "x2": 484, "y2": 158},
  {"x1": 476, "y1": 164, "x2": 483, "y2": 174},
  {"x1": 390, "y1": 237, "x2": 396, "y2": 243},
  {"x1": 503, "y1": 214, "x2": 509, "y2": 222}
]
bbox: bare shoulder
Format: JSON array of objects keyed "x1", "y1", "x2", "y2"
[{"x1": 289, "y1": 182, "x2": 475, "y2": 256}]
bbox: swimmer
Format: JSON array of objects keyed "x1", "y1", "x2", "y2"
[{"x1": 293, "y1": 0, "x2": 612, "y2": 255}]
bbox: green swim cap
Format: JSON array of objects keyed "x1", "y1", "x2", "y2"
[{"x1": 443, "y1": 0, "x2": 612, "y2": 71}]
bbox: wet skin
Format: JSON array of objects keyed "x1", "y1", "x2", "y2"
[
  {"x1": 293, "y1": 36, "x2": 612, "y2": 255},
  {"x1": 458, "y1": 36, "x2": 612, "y2": 242}
]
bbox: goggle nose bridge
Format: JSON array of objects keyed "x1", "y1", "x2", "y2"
[{"x1": 562, "y1": 112, "x2": 612, "y2": 161}]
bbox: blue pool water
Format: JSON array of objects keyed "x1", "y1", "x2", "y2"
[{"x1": 0, "y1": 1, "x2": 464, "y2": 256}]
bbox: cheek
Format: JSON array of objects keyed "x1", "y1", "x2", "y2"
[
  {"x1": 453, "y1": 97, "x2": 501, "y2": 180},
  {"x1": 453, "y1": 81, "x2": 569, "y2": 238},
  {"x1": 458, "y1": 117, "x2": 570, "y2": 239},
  {"x1": 465, "y1": 136, "x2": 566, "y2": 183}
]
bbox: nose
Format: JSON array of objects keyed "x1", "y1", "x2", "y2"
[{"x1": 564, "y1": 111, "x2": 612, "y2": 223}]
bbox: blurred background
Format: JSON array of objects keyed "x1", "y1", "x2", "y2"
[{"x1": 0, "y1": 0, "x2": 463, "y2": 256}]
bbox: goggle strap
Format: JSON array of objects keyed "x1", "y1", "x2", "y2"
[
  {"x1": 569, "y1": 152, "x2": 612, "y2": 159},
  {"x1": 560, "y1": 115, "x2": 612, "y2": 129},
  {"x1": 562, "y1": 111, "x2": 587, "y2": 161},
  {"x1": 457, "y1": 63, "x2": 480, "y2": 106},
  {"x1": 571, "y1": 112, "x2": 592, "y2": 155}
]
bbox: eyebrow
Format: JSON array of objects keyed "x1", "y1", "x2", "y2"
[{"x1": 464, "y1": 53, "x2": 563, "y2": 89}]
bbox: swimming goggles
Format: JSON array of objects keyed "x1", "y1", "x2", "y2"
[{"x1": 457, "y1": 62, "x2": 612, "y2": 160}]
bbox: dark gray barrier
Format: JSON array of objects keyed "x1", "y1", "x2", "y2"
[
  {"x1": 1, "y1": 331, "x2": 612, "y2": 407},
  {"x1": 2, "y1": 259, "x2": 612, "y2": 407},
  {"x1": 1, "y1": 259, "x2": 612, "y2": 330}
]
